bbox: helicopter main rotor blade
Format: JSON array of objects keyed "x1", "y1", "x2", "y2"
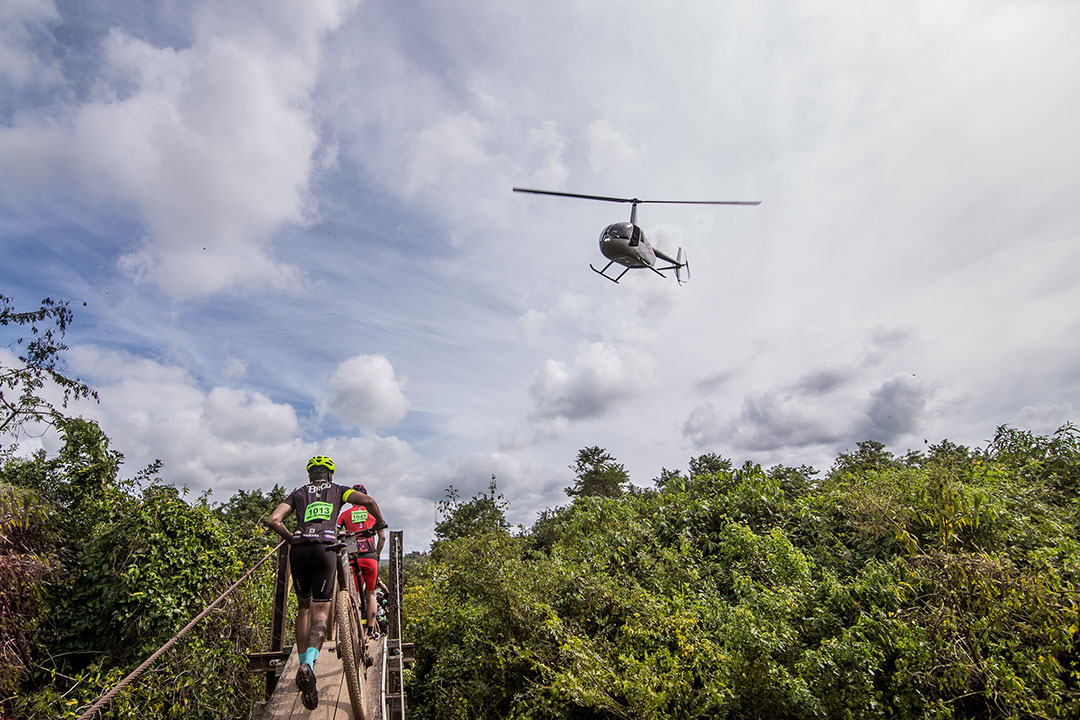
[
  {"x1": 638, "y1": 199, "x2": 762, "y2": 206},
  {"x1": 512, "y1": 187, "x2": 760, "y2": 206},
  {"x1": 513, "y1": 188, "x2": 639, "y2": 203}
]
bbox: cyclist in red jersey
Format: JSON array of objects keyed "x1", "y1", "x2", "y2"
[
  {"x1": 268, "y1": 456, "x2": 387, "y2": 710},
  {"x1": 338, "y1": 484, "x2": 387, "y2": 639}
]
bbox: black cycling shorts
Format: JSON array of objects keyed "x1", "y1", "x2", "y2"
[{"x1": 289, "y1": 541, "x2": 337, "y2": 602}]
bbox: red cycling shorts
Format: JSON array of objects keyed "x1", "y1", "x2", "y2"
[{"x1": 350, "y1": 557, "x2": 378, "y2": 593}]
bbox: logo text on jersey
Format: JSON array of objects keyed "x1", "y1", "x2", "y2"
[{"x1": 305, "y1": 501, "x2": 334, "y2": 522}]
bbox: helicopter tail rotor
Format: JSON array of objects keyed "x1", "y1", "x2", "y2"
[{"x1": 676, "y1": 248, "x2": 689, "y2": 284}]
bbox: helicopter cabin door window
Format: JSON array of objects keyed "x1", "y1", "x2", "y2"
[{"x1": 629, "y1": 225, "x2": 641, "y2": 247}]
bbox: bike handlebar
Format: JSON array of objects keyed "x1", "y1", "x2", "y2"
[{"x1": 339, "y1": 521, "x2": 387, "y2": 539}]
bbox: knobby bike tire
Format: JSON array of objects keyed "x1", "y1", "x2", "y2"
[
  {"x1": 336, "y1": 589, "x2": 366, "y2": 719},
  {"x1": 354, "y1": 593, "x2": 370, "y2": 677},
  {"x1": 351, "y1": 577, "x2": 371, "y2": 677}
]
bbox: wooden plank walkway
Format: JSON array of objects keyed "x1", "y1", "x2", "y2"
[{"x1": 261, "y1": 637, "x2": 385, "y2": 720}]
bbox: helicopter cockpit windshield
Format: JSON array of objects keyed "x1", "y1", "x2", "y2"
[{"x1": 601, "y1": 222, "x2": 633, "y2": 242}]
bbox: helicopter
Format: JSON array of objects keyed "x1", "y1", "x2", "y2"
[{"x1": 513, "y1": 187, "x2": 760, "y2": 284}]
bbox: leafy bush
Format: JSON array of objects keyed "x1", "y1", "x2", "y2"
[
  {"x1": 3, "y1": 419, "x2": 281, "y2": 720},
  {"x1": 406, "y1": 430, "x2": 1080, "y2": 719}
]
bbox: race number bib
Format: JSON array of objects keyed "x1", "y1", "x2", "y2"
[{"x1": 304, "y1": 501, "x2": 333, "y2": 522}]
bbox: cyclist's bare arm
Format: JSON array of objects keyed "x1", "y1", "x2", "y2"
[
  {"x1": 268, "y1": 502, "x2": 294, "y2": 542},
  {"x1": 344, "y1": 490, "x2": 387, "y2": 528},
  {"x1": 376, "y1": 528, "x2": 386, "y2": 557}
]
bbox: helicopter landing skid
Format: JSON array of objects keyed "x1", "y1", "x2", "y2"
[{"x1": 590, "y1": 261, "x2": 631, "y2": 283}]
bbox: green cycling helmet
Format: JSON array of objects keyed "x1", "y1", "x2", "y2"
[{"x1": 306, "y1": 455, "x2": 335, "y2": 474}]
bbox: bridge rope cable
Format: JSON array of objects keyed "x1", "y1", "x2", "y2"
[{"x1": 75, "y1": 540, "x2": 286, "y2": 720}]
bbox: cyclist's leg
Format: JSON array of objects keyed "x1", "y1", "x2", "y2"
[
  {"x1": 289, "y1": 544, "x2": 336, "y2": 665},
  {"x1": 289, "y1": 543, "x2": 317, "y2": 659},
  {"x1": 307, "y1": 599, "x2": 333, "y2": 652},
  {"x1": 295, "y1": 596, "x2": 312, "y2": 656},
  {"x1": 305, "y1": 548, "x2": 337, "y2": 655},
  {"x1": 350, "y1": 557, "x2": 363, "y2": 594},
  {"x1": 358, "y1": 559, "x2": 379, "y2": 637},
  {"x1": 366, "y1": 587, "x2": 378, "y2": 637},
  {"x1": 289, "y1": 542, "x2": 335, "y2": 710}
]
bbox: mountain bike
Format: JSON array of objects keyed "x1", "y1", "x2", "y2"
[{"x1": 327, "y1": 530, "x2": 374, "y2": 719}]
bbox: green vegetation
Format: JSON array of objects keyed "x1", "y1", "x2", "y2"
[
  {"x1": 0, "y1": 419, "x2": 285, "y2": 719},
  {"x1": 405, "y1": 429, "x2": 1080, "y2": 719},
  {"x1": 5, "y1": 294, "x2": 1079, "y2": 718},
  {"x1": 1, "y1": 295, "x2": 285, "y2": 719},
  {"x1": 1, "y1": 295, "x2": 97, "y2": 438}
]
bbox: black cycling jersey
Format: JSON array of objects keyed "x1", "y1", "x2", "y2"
[{"x1": 285, "y1": 481, "x2": 355, "y2": 544}]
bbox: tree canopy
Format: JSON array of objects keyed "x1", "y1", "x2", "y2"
[
  {"x1": 0, "y1": 295, "x2": 97, "y2": 442},
  {"x1": 565, "y1": 446, "x2": 629, "y2": 499},
  {"x1": 405, "y1": 428, "x2": 1080, "y2": 719}
]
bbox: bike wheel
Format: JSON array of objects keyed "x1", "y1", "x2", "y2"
[
  {"x1": 335, "y1": 589, "x2": 366, "y2": 719},
  {"x1": 346, "y1": 574, "x2": 367, "y2": 675}
]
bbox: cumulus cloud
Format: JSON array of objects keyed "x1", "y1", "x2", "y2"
[
  {"x1": 59, "y1": 345, "x2": 306, "y2": 487},
  {"x1": 528, "y1": 341, "x2": 638, "y2": 422},
  {"x1": 786, "y1": 368, "x2": 851, "y2": 396},
  {"x1": 433, "y1": 450, "x2": 566, "y2": 528},
  {"x1": 202, "y1": 386, "x2": 300, "y2": 443},
  {"x1": 684, "y1": 368, "x2": 933, "y2": 456},
  {"x1": 0, "y1": 0, "x2": 357, "y2": 298},
  {"x1": 684, "y1": 392, "x2": 846, "y2": 453},
  {"x1": 857, "y1": 374, "x2": 927, "y2": 443},
  {"x1": 308, "y1": 433, "x2": 414, "y2": 489},
  {"x1": 322, "y1": 354, "x2": 409, "y2": 430},
  {"x1": 1011, "y1": 402, "x2": 1076, "y2": 435},
  {"x1": 53, "y1": 345, "x2": 420, "y2": 499}
]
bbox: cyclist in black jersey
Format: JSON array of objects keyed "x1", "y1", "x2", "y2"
[{"x1": 268, "y1": 455, "x2": 387, "y2": 710}]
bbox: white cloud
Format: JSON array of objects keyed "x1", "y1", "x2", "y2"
[
  {"x1": 405, "y1": 112, "x2": 491, "y2": 196},
  {"x1": 521, "y1": 120, "x2": 569, "y2": 189},
  {"x1": 529, "y1": 341, "x2": 643, "y2": 422},
  {"x1": 322, "y1": 354, "x2": 409, "y2": 430},
  {"x1": 4, "y1": 1, "x2": 1080, "y2": 551},
  {"x1": 585, "y1": 118, "x2": 639, "y2": 172},
  {"x1": 223, "y1": 356, "x2": 248, "y2": 380},
  {"x1": 434, "y1": 449, "x2": 567, "y2": 529},
  {"x1": 0, "y1": 0, "x2": 61, "y2": 87},
  {"x1": 311, "y1": 433, "x2": 414, "y2": 490},
  {"x1": 1011, "y1": 402, "x2": 1076, "y2": 437},
  {"x1": 203, "y1": 386, "x2": 300, "y2": 443},
  {"x1": 53, "y1": 346, "x2": 420, "y2": 504},
  {"x1": 0, "y1": 0, "x2": 357, "y2": 298},
  {"x1": 54, "y1": 346, "x2": 304, "y2": 486}
]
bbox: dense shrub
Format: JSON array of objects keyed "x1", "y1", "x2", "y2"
[
  {"x1": 406, "y1": 426, "x2": 1080, "y2": 719},
  {"x1": 3, "y1": 419, "x2": 281, "y2": 720}
]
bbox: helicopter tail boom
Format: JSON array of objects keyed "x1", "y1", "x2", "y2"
[{"x1": 654, "y1": 246, "x2": 689, "y2": 285}]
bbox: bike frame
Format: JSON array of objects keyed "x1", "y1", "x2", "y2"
[{"x1": 328, "y1": 540, "x2": 368, "y2": 719}]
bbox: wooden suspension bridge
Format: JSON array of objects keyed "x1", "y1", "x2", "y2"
[{"x1": 248, "y1": 531, "x2": 412, "y2": 720}]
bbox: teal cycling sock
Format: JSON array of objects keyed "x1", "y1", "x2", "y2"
[{"x1": 305, "y1": 647, "x2": 319, "y2": 666}]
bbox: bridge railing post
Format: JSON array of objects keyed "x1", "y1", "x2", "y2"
[
  {"x1": 267, "y1": 542, "x2": 290, "y2": 698},
  {"x1": 385, "y1": 530, "x2": 407, "y2": 719},
  {"x1": 388, "y1": 531, "x2": 403, "y2": 643}
]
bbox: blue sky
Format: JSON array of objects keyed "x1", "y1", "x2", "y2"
[{"x1": 2, "y1": 0, "x2": 1079, "y2": 551}]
